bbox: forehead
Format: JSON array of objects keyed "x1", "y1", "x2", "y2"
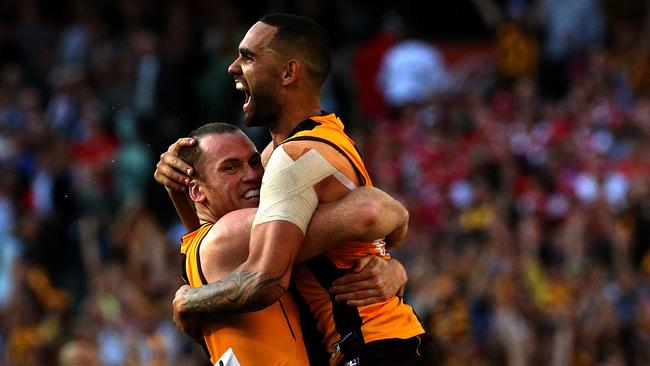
[
  {"x1": 199, "y1": 132, "x2": 257, "y2": 164},
  {"x1": 239, "y1": 22, "x2": 278, "y2": 52}
]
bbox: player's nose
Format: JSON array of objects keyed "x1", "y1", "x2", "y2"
[{"x1": 228, "y1": 58, "x2": 242, "y2": 75}]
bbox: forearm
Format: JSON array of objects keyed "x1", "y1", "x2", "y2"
[
  {"x1": 297, "y1": 200, "x2": 364, "y2": 262},
  {"x1": 369, "y1": 189, "x2": 409, "y2": 248},
  {"x1": 384, "y1": 219, "x2": 408, "y2": 249},
  {"x1": 179, "y1": 222, "x2": 299, "y2": 316},
  {"x1": 179, "y1": 266, "x2": 288, "y2": 316},
  {"x1": 166, "y1": 187, "x2": 200, "y2": 231},
  {"x1": 297, "y1": 187, "x2": 408, "y2": 262}
]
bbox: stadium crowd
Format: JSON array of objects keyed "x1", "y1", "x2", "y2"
[{"x1": 0, "y1": 0, "x2": 649, "y2": 365}]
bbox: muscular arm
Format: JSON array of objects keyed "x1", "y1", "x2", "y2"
[
  {"x1": 179, "y1": 221, "x2": 298, "y2": 316},
  {"x1": 153, "y1": 138, "x2": 409, "y2": 242},
  {"x1": 298, "y1": 186, "x2": 408, "y2": 262},
  {"x1": 202, "y1": 186, "x2": 408, "y2": 275},
  {"x1": 176, "y1": 143, "x2": 366, "y2": 317},
  {"x1": 165, "y1": 188, "x2": 200, "y2": 231},
  {"x1": 181, "y1": 185, "x2": 409, "y2": 315}
]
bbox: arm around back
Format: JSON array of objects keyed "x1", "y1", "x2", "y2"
[{"x1": 296, "y1": 186, "x2": 409, "y2": 262}]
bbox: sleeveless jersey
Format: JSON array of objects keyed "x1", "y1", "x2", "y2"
[
  {"x1": 180, "y1": 223, "x2": 310, "y2": 366},
  {"x1": 281, "y1": 113, "x2": 425, "y2": 365}
]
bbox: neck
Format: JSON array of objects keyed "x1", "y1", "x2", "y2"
[
  {"x1": 269, "y1": 94, "x2": 321, "y2": 145},
  {"x1": 196, "y1": 205, "x2": 222, "y2": 226}
]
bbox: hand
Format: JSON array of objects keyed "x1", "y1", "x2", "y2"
[
  {"x1": 329, "y1": 256, "x2": 407, "y2": 307},
  {"x1": 172, "y1": 285, "x2": 202, "y2": 341},
  {"x1": 154, "y1": 137, "x2": 197, "y2": 191}
]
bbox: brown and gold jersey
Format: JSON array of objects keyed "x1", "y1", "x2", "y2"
[
  {"x1": 180, "y1": 223, "x2": 310, "y2": 366},
  {"x1": 282, "y1": 113, "x2": 425, "y2": 365}
]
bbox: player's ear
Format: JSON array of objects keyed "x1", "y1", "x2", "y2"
[
  {"x1": 188, "y1": 180, "x2": 204, "y2": 203},
  {"x1": 281, "y1": 59, "x2": 299, "y2": 86}
]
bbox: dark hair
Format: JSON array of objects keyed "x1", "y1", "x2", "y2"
[
  {"x1": 259, "y1": 13, "x2": 331, "y2": 87},
  {"x1": 178, "y1": 123, "x2": 240, "y2": 179}
]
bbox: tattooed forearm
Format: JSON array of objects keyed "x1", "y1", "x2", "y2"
[{"x1": 181, "y1": 266, "x2": 290, "y2": 317}]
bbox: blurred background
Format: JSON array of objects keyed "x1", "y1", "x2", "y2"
[{"x1": 0, "y1": 0, "x2": 649, "y2": 365}]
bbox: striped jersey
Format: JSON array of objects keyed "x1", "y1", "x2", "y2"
[
  {"x1": 180, "y1": 223, "x2": 310, "y2": 366},
  {"x1": 281, "y1": 113, "x2": 425, "y2": 365}
]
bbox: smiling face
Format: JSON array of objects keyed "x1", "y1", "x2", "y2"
[
  {"x1": 228, "y1": 22, "x2": 284, "y2": 127},
  {"x1": 190, "y1": 131, "x2": 264, "y2": 221}
]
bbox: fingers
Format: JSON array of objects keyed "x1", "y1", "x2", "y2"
[
  {"x1": 173, "y1": 285, "x2": 192, "y2": 312},
  {"x1": 351, "y1": 255, "x2": 374, "y2": 273},
  {"x1": 154, "y1": 138, "x2": 197, "y2": 190},
  {"x1": 172, "y1": 284, "x2": 203, "y2": 341},
  {"x1": 155, "y1": 160, "x2": 189, "y2": 191},
  {"x1": 329, "y1": 256, "x2": 401, "y2": 307},
  {"x1": 184, "y1": 316, "x2": 203, "y2": 342},
  {"x1": 173, "y1": 285, "x2": 193, "y2": 331},
  {"x1": 346, "y1": 298, "x2": 385, "y2": 307},
  {"x1": 334, "y1": 287, "x2": 392, "y2": 306},
  {"x1": 333, "y1": 255, "x2": 385, "y2": 286},
  {"x1": 330, "y1": 279, "x2": 377, "y2": 296},
  {"x1": 171, "y1": 137, "x2": 197, "y2": 150},
  {"x1": 331, "y1": 271, "x2": 373, "y2": 287},
  {"x1": 161, "y1": 149, "x2": 194, "y2": 176},
  {"x1": 334, "y1": 288, "x2": 378, "y2": 302},
  {"x1": 173, "y1": 313, "x2": 202, "y2": 341}
]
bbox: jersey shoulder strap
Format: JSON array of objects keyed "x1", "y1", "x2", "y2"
[{"x1": 281, "y1": 112, "x2": 372, "y2": 186}]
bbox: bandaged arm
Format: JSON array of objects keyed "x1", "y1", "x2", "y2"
[{"x1": 176, "y1": 145, "x2": 338, "y2": 316}]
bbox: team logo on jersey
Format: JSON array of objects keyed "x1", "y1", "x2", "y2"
[
  {"x1": 344, "y1": 357, "x2": 360, "y2": 366},
  {"x1": 216, "y1": 348, "x2": 241, "y2": 366},
  {"x1": 373, "y1": 239, "x2": 389, "y2": 258}
]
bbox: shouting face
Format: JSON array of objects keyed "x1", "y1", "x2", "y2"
[{"x1": 228, "y1": 22, "x2": 284, "y2": 127}]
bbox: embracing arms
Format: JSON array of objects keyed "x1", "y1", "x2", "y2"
[{"x1": 155, "y1": 138, "x2": 409, "y2": 320}]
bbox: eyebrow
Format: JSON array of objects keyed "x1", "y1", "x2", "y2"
[
  {"x1": 239, "y1": 48, "x2": 256, "y2": 58},
  {"x1": 219, "y1": 157, "x2": 241, "y2": 166}
]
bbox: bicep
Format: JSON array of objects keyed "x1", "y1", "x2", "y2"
[
  {"x1": 252, "y1": 142, "x2": 357, "y2": 264},
  {"x1": 247, "y1": 144, "x2": 336, "y2": 284},
  {"x1": 200, "y1": 209, "x2": 256, "y2": 282},
  {"x1": 297, "y1": 187, "x2": 408, "y2": 262}
]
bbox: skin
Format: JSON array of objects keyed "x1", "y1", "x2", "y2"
[
  {"x1": 155, "y1": 133, "x2": 409, "y2": 339},
  {"x1": 170, "y1": 21, "x2": 408, "y2": 328}
]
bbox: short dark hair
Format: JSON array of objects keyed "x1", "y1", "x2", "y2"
[
  {"x1": 178, "y1": 123, "x2": 240, "y2": 179},
  {"x1": 260, "y1": 13, "x2": 331, "y2": 87}
]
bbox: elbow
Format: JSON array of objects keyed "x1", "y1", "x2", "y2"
[
  {"x1": 246, "y1": 284, "x2": 287, "y2": 311},
  {"x1": 359, "y1": 200, "x2": 382, "y2": 230},
  {"x1": 236, "y1": 266, "x2": 290, "y2": 312},
  {"x1": 398, "y1": 204, "x2": 409, "y2": 227}
]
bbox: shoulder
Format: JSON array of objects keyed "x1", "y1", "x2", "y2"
[
  {"x1": 198, "y1": 208, "x2": 256, "y2": 280},
  {"x1": 206, "y1": 208, "x2": 256, "y2": 244},
  {"x1": 278, "y1": 140, "x2": 350, "y2": 173},
  {"x1": 266, "y1": 140, "x2": 360, "y2": 195}
]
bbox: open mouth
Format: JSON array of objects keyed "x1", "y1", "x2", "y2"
[
  {"x1": 235, "y1": 79, "x2": 252, "y2": 113},
  {"x1": 244, "y1": 188, "x2": 260, "y2": 201},
  {"x1": 243, "y1": 90, "x2": 252, "y2": 113}
]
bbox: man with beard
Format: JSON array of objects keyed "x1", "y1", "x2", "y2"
[
  {"x1": 156, "y1": 123, "x2": 410, "y2": 365},
  {"x1": 167, "y1": 14, "x2": 437, "y2": 365}
]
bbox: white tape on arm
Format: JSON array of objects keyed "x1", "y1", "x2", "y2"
[{"x1": 253, "y1": 146, "x2": 337, "y2": 234}]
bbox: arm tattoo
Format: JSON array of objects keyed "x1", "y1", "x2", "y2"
[{"x1": 183, "y1": 265, "x2": 290, "y2": 316}]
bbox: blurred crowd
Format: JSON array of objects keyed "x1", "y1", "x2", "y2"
[{"x1": 0, "y1": 0, "x2": 649, "y2": 365}]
